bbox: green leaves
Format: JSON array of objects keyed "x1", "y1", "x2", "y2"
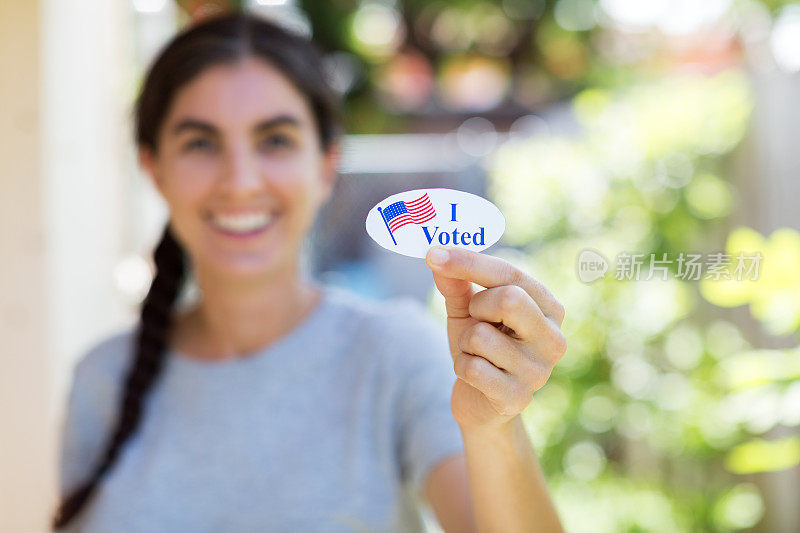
[{"x1": 725, "y1": 437, "x2": 800, "y2": 474}]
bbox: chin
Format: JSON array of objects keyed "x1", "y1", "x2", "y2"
[{"x1": 212, "y1": 250, "x2": 284, "y2": 277}]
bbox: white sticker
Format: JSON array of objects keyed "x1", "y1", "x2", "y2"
[{"x1": 365, "y1": 188, "x2": 506, "y2": 258}]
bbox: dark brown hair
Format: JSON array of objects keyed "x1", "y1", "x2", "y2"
[{"x1": 52, "y1": 11, "x2": 342, "y2": 529}]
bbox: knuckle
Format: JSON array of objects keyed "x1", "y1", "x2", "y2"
[
  {"x1": 553, "y1": 300, "x2": 566, "y2": 324},
  {"x1": 468, "y1": 322, "x2": 494, "y2": 352},
  {"x1": 499, "y1": 285, "x2": 527, "y2": 314},
  {"x1": 532, "y1": 360, "x2": 554, "y2": 391},
  {"x1": 548, "y1": 330, "x2": 568, "y2": 360},
  {"x1": 463, "y1": 355, "x2": 484, "y2": 383}
]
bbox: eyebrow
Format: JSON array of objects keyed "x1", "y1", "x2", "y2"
[{"x1": 170, "y1": 114, "x2": 302, "y2": 137}]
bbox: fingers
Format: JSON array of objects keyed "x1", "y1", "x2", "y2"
[
  {"x1": 453, "y1": 351, "x2": 529, "y2": 416},
  {"x1": 467, "y1": 285, "x2": 540, "y2": 340},
  {"x1": 452, "y1": 348, "x2": 548, "y2": 416},
  {"x1": 424, "y1": 246, "x2": 567, "y2": 420},
  {"x1": 456, "y1": 320, "x2": 553, "y2": 393},
  {"x1": 458, "y1": 321, "x2": 526, "y2": 375},
  {"x1": 425, "y1": 246, "x2": 565, "y2": 325},
  {"x1": 468, "y1": 286, "x2": 567, "y2": 365},
  {"x1": 429, "y1": 269, "x2": 475, "y2": 319}
]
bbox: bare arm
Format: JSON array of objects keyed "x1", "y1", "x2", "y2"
[
  {"x1": 460, "y1": 416, "x2": 563, "y2": 532},
  {"x1": 424, "y1": 418, "x2": 562, "y2": 533}
]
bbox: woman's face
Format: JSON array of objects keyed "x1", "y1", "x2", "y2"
[{"x1": 140, "y1": 56, "x2": 339, "y2": 281}]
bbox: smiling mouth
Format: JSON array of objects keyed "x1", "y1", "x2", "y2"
[{"x1": 206, "y1": 210, "x2": 280, "y2": 238}]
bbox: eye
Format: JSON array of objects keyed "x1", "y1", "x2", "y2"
[
  {"x1": 184, "y1": 137, "x2": 217, "y2": 153},
  {"x1": 258, "y1": 133, "x2": 294, "y2": 152}
]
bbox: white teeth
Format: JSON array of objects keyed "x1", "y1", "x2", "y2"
[{"x1": 210, "y1": 212, "x2": 275, "y2": 233}]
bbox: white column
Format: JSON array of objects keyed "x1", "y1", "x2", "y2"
[
  {"x1": 0, "y1": 0, "x2": 50, "y2": 530},
  {"x1": 0, "y1": 0, "x2": 136, "y2": 529},
  {"x1": 42, "y1": 0, "x2": 133, "y2": 405}
]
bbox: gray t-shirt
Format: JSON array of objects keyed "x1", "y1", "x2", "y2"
[{"x1": 57, "y1": 283, "x2": 464, "y2": 532}]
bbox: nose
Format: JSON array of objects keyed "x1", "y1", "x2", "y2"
[{"x1": 219, "y1": 142, "x2": 261, "y2": 196}]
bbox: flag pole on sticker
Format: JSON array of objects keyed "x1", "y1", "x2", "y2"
[
  {"x1": 376, "y1": 206, "x2": 396, "y2": 245},
  {"x1": 366, "y1": 188, "x2": 505, "y2": 259}
]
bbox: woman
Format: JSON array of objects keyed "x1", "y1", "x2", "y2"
[{"x1": 53, "y1": 11, "x2": 566, "y2": 533}]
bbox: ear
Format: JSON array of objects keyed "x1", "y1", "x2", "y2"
[
  {"x1": 139, "y1": 146, "x2": 164, "y2": 196},
  {"x1": 319, "y1": 140, "x2": 341, "y2": 205}
]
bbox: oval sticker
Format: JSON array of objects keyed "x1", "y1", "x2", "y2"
[{"x1": 365, "y1": 188, "x2": 506, "y2": 258}]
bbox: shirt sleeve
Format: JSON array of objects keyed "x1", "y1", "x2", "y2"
[{"x1": 390, "y1": 299, "x2": 465, "y2": 498}]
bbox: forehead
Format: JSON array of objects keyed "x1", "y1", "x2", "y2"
[{"x1": 164, "y1": 56, "x2": 312, "y2": 129}]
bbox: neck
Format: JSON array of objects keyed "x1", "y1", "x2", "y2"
[{"x1": 175, "y1": 257, "x2": 322, "y2": 361}]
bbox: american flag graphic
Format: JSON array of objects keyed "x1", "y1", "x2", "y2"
[{"x1": 377, "y1": 193, "x2": 437, "y2": 245}]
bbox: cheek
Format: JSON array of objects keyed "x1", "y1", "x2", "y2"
[
  {"x1": 162, "y1": 159, "x2": 217, "y2": 209},
  {"x1": 172, "y1": 153, "x2": 219, "y2": 182}
]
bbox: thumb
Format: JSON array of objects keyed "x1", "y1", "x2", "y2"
[{"x1": 426, "y1": 247, "x2": 474, "y2": 319}]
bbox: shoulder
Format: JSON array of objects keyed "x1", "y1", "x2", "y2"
[
  {"x1": 58, "y1": 326, "x2": 138, "y2": 499},
  {"x1": 69, "y1": 325, "x2": 137, "y2": 401}
]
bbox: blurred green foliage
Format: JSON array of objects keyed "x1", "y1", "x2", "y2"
[
  {"x1": 468, "y1": 67, "x2": 799, "y2": 530},
  {"x1": 702, "y1": 227, "x2": 800, "y2": 335},
  {"x1": 430, "y1": 70, "x2": 770, "y2": 532}
]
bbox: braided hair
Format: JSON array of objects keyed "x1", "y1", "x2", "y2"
[{"x1": 52, "y1": 11, "x2": 341, "y2": 529}]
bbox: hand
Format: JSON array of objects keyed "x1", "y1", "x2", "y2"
[{"x1": 425, "y1": 245, "x2": 567, "y2": 433}]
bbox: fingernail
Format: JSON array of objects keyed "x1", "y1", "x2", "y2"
[{"x1": 428, "y1": 247, "x2": 449, "y2": 266}]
